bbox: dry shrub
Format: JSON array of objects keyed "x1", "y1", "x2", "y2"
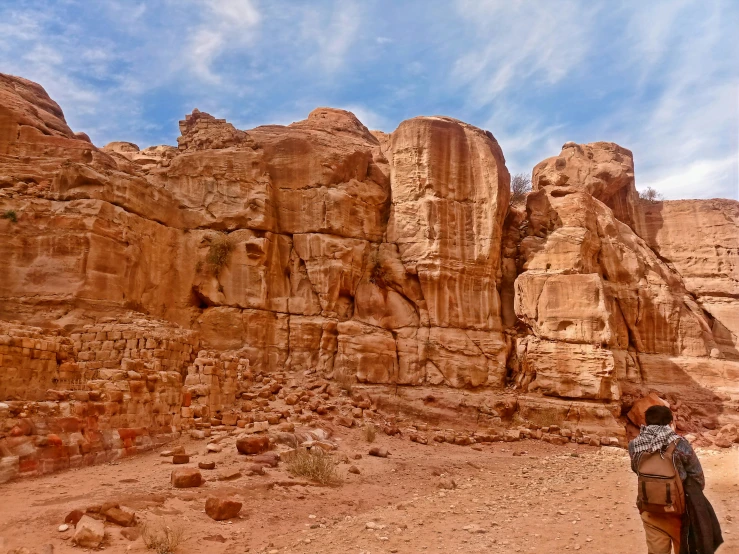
[
  {"x1": 285, "y1": 447, "x2": 339, "y2": 485},
  {"x1": 638, "y1": 186, "x2": 664, "y2": 203},
  {"x1": 205, "y1": 233, "x2": 234, "y2": 275},
  {"x1": 335, "y1": 371, "x2": 355, "y2": 394},
  {"x1": 1, "y1": 210, "x2": 17, "y2": 223},
  {"x1": 510, "y1": 173, "x2": 531, "y2": 205},
  {"x1": 141, "y1": 519, "x2": 185, "y2": 554},
  {"x1": 363, "y1": 423, "x2": 377, "y2": 443}
]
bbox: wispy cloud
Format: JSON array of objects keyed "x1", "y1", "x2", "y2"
[
  {"x1": 300, "y1": 1, "x2": 362, "y2": 73},
  {"x1": 186, "y1": 0, "x2": 261, "y2": 82},
  {"x1": 452, "y1": 1, "x2": 598, "y2": 105}
]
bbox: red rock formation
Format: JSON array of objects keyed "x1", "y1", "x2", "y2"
[{"x1": 1, "y1": 73, "x2": 738, "y2": 467}]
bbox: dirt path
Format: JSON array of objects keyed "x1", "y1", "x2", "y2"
[{"x1": 0, "y1": 429, "x2": 736, "y2": 554}]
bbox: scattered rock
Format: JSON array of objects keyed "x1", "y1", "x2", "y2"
[
  {"x1": 199, "y1": 461, "x2": 216, "y2": 470},
  {"x1": 171, "y1": 468, "x2": 202, "y2": 488},
  {"x1": 236, "y1": 435, "x2": 270, "y2": 455},
  {"x1": 64, "y1": 509, "x2": 84, "y2": 526},
  {"x1": 57, "y1": 524, "x2": 69, "y2": 532},
  {"x1": 203, "y1": 534, "x2": 228, "y2": 543},
  {"x1": 627, "y1": 393, "x2": 670, "y2": 427},
  {"x1": 369, "y1": 447, "x2": 389, "y2": 458},
  {"x1": 715, "y1": 424, "x2": 738, "y2": 448},
  {"x1": 73, "y1": 515, "x2": 105, "y2": 548},
  {"x1": 438, "y1": 478, "x2": 457, "y2": 490},
  {"x1": 218, "y1": 468, "x2": 242, "y2": 481},
  {"x1": 348, "y1": 465, "x2": 361, "y2": 474},
  {"x1": 248, "y1": 464, "x2": 266, "y2": 475},
  {"x1": 121, "y1": 527, "x2": 141, "y2": 541},
  {"x1": 103, "y1": 505, "x2": 136, "y2": 527},
  {"x1": 336, "y1": 415, "x2": 354, "y2": 428},
  {"x1": 252, "y1": 452, "x2": 280, "y2": 467},
  {"x1": 205, "y1": 496, "x2": 243, "y2": 521},
  {"x1": 172, "y1": 454, "x2": 190, "y2": 464}
]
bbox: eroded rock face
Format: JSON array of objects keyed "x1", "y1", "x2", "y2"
[
  {"x1": 643, "y1": 199, "x2": 739, "y2": 359},
  {"x1": 1, "y1": 72, "x2": 737, "y2": 431},
  {"x1": 511, "y1": 141, "x2": 739, "y2": 411},
  {"x1": 532, "y1": 141, "x2": 645, "y2": 236}
]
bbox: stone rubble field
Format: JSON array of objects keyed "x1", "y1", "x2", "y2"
[{"x1": 0, "y1": 425, "x2": 736, "y2": 554}]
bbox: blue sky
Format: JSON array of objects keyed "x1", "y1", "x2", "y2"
[{"x1": 1, "y1": 0, "x2": 737, "y2": 199}]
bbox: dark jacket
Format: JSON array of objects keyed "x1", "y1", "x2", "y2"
[{"x1": 679, "y1": 476, "x2": 723, "y2": 554}]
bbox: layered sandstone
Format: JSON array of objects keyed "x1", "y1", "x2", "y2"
[
  {"x1": 1, "y1": 72, "x2": 738, "y2": 477},
  {"x1": 508, "y1": 142, "x2": 738, "y2": 420},
  {"x1": 643, "y1": 199, "x2": 739, "y2": 359}
]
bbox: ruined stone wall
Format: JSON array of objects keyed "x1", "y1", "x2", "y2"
[
  {"x1": 0, "y1": 322, "x2": 76, "y2": 401},
  {"x1": 0, "y1": 318, "x2": 199, "y2": 483},
  {"x1": 181, "y1": 351, "x2": 250, "y2": 428}
]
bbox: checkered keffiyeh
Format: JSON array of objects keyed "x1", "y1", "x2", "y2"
[{"x1": 631, "y1": 424, "x2": 680, "y2": 455}]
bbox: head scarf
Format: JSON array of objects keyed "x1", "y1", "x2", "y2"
[{"x1": 631, "y1": 424, "x2": 680, "y2": 455}]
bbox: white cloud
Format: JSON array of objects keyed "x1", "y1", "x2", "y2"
[
  {"x1": 619, "y1": 1, "x2": 738, "y2": 199},
  {"x1": 452, "y1": 0, "x2": 598, "y2": 105},
  {"x1": 338, "y1": 104, "x2": 391, "y2": 131},
  {"x1": 300, "y1": 1, "x2": 361, "y2": 73},
  {"x1": 186, "y1": 0, "x2": 261, "y2": 83},
  {"x1": 640, "y1": 156, "x2": 737, "y2": 200}
]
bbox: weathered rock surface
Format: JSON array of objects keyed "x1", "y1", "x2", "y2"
[
  {"x1": 1, "y1": 71, "x2": 738, "y2": 470},
  {"x1": 643, "y1": 199, "x2": 739, "y2": 359},
  {"x1": 236, "y1": 435, "x2": 270, "y2": 455},
  {"x1": 171, "y1": 468, "x2": 202, "y2": 488},
  {"x1": 72, "y1": 515, "x2": 105, "y2": 548},
  {"x1": 507, "y1": 141, "x2": 739, "y2": 418},
  {"x1": 205, "y1": 496, "x2": 243, "y2": 521}
]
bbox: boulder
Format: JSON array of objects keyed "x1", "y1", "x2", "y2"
[
  {"x1": 627, "y1": 393, "x2": 670, "y2": 427},
  {"x1": 368, "y1": 446, "x2": 389, "y2": 458},
  {"x1": 171, "y1": 468, "x2": 202, "y2": 488},
  {"x1": 236, "y1": 435, "x2": 270, "y2": 455},
  {"x1": 714, "y1": 424, "x2": 738, "y2": 448},
  {"x1": 205, "y1": 496, "x2": 243, "y2": 521},
  {"x1": 72, "y1": 515, "x2": 105, "y2": 548},
  {"x1": 103, "y1": 505, "x2": 136, "y2": 527}
]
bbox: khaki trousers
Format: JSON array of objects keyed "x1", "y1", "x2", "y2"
[{"x1": 641, "y1": 512, "x2": 682, "y2": 554}]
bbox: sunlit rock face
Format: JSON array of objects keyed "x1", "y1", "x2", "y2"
[
  {"x1": 510, "y1": 141, "x2": 738, "y2": 408},
  {"x1": 642, "y1": 199, "x2": 739, "y2": 360},
  {"x1": 1, "y1": 72, "x2": 737, "y2": 419}
]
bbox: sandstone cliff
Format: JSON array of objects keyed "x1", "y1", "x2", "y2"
[{"x1": 1, "y1": 73, "x2": 738, "y2": 443}]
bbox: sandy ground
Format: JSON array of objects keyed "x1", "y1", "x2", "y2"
[{"x1": 0, "y1": 428, "x2": 736, "y2": 554}]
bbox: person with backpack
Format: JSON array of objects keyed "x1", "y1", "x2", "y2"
[{"x1": 628, "y1": 405, "x2": 723, "y2": 554}]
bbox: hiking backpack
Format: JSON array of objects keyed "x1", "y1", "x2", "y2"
[{"x1": 636, "y1": 439, "x2": 685, "y2": 515}]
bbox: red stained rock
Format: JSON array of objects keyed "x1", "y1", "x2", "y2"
[
  {"x1": 171, "y1": 468, "x2": 202, "y2": 488},
  {"x1": 236, "y1": 435, "x2": 269, "y2": 455},
  {"x1": 205, "y1": 496, "x2": 242, "y2": 521}
]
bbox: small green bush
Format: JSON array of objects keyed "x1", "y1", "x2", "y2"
[{"x1": 1, "y1": 210, "x2": 17, "y2": 223}]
